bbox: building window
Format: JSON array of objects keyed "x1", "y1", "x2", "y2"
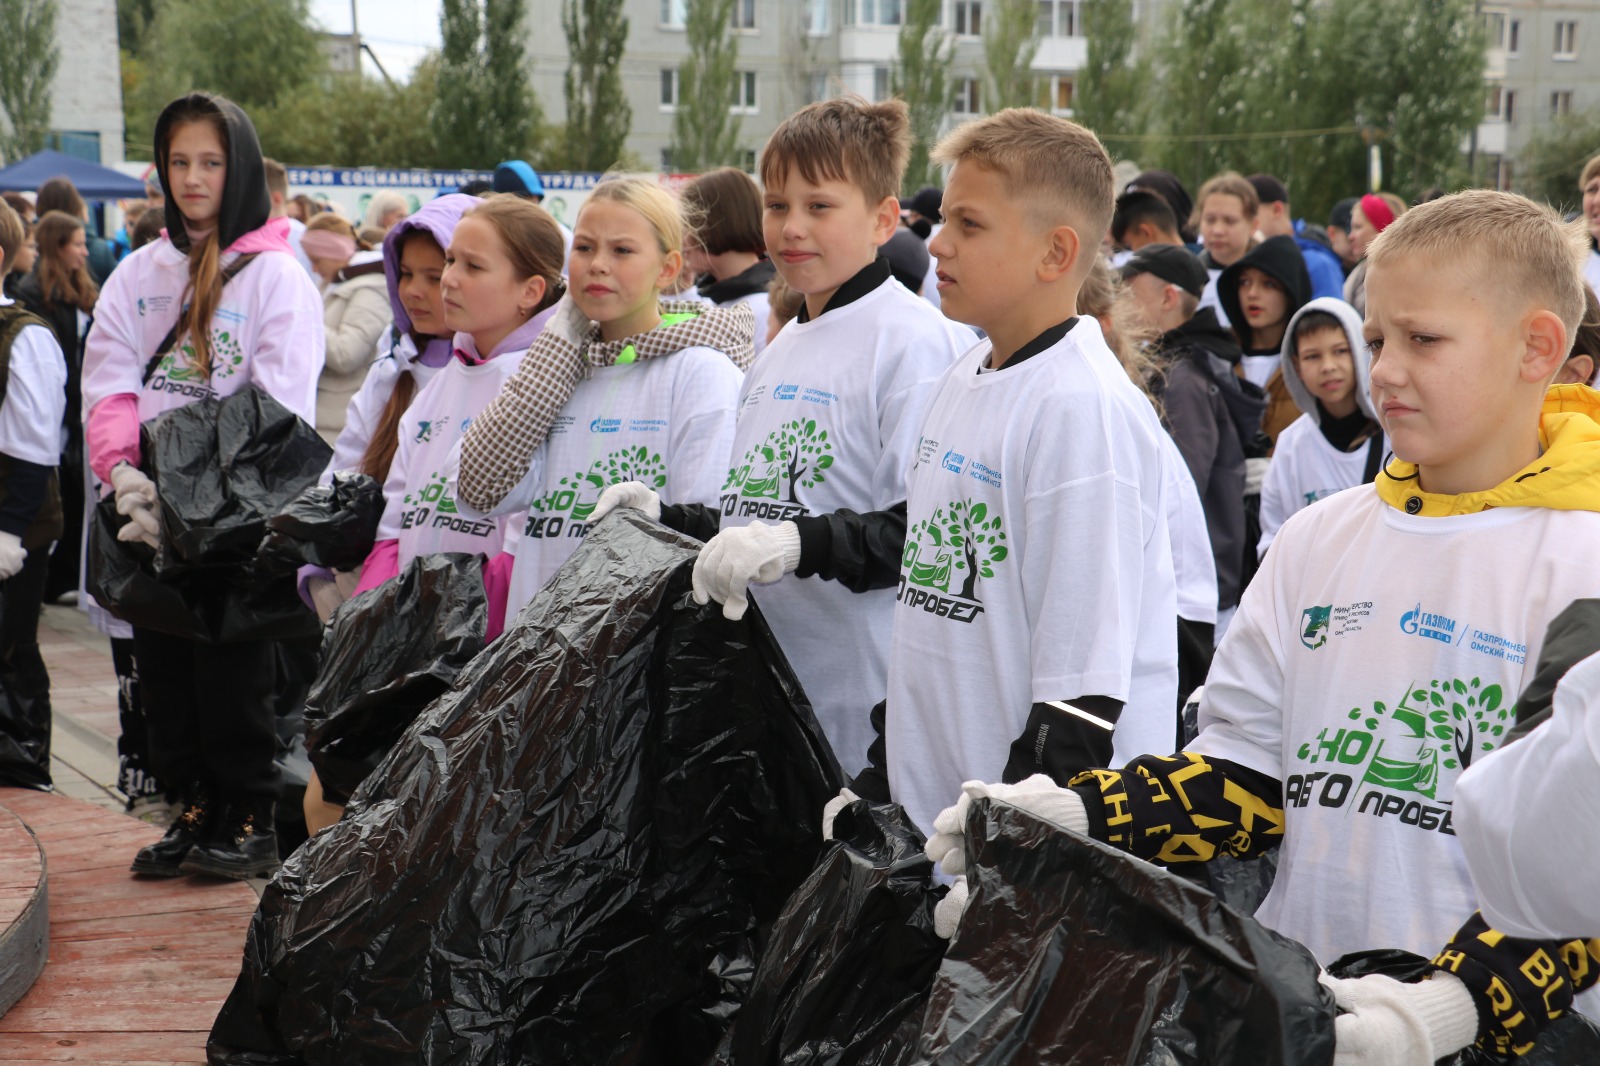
[
  {"x1": 1037, "y1": 0, "x2": 1078, "y2": 37},
  {"x1": 873, "y1": 65, "x2": 892, "y2": 101},
  {"x1": 1038, "y1": 74, "x2": 1073, "y2": 113},
  {"x1": 803, "y1": 0, "x2": 830, "y2": 34},
  {"x1": 732, "y1": 70, "x2": 759, "y2": 113},
  {"x1": 847, "y1": 0, "x2": 902, "y2": 26},
  {"x1": 1551, "y1": 90, "x2": 1573, "y2": 117},
  {"x1": 1554, "y1": 20, "x2": 1577, "y2": 57},
  {"x1": 1486, "y1": 83, "x2": 1503, "y2": 118},
  {"x1": 1508, "y1": 18, "x2": 1520, "y2": 53},
  {"x1": 1503, "y1": 89, "x2": 1516, "y2": 124},
  {"x1": 660, "y1": 68, "x2": 679, "y2": 109},
  {"x1": 741, "y1": 149, "x2": 757, "y2": 171},
  {"x1": 731, "y1": 0, "x2": 756, "y2": 30},
  {"x1": 660, "y1": 0, "x2": 686, "y2": 27},
  {"x1": 1484, "y1": 11, "x2": 1505, "y2": 48},
  {"x1": 953, "y1": 0, "x2": 982, "y2": 36},
  {"x1": 661, "y1": 147, "x2": 675, "y2": 170},
  {"x1": 952, "y1": 77, "x2": 981, "y2": 115},
  {"x1": 806, "y1": 70, "x2": 832, "y2": 103}
]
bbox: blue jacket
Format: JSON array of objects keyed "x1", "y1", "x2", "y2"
[{"x1": 1296, "y1": 235, "x2": 1346, "y2": 301}]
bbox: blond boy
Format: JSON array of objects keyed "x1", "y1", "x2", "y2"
[{"x1": 929, "y1": 190, "x2": 1600, "y2": 1062}]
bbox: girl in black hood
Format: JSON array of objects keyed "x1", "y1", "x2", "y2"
[{"x1": 81, "y1": 93, "x2": 325, "y2": 883}]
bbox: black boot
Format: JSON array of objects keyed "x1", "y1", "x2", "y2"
[
  {"x1": 130, "y1": 783, "x2": 214, "y2": 877},
  {"x1": 180, "y1": 797, "x2": 280, "y2": 880}
]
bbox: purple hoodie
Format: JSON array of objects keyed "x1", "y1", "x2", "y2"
[{"x1": 381, "y1": 193, "x2": 478, "y2": 368}]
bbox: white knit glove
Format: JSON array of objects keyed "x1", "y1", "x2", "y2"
[
  {"x1": 1245, "y1": 457, "x2": 1270, "y2": 496},
  {"x1": 589, "y1": 481, "x2": 662, "y2": 524},
  {"x1": 0, "y1": 532, "x2": 26, "y2": 580},
  {"x1": 110, "y1": 462, "x2": 156, "y2": 508},
  {"x1": 1319, "y1": 972, "x2": 1480, "y2": 1066},
  {"x1": 308, "y1": 576, "x2": 347, "y2": 624},
  {"x1": 820, "y1": 787, "x2": 861, "y2": 841},
  {"x1": 547, "y1": 289, "x2": 594, "y2": 345},
  {"x1": 115, "y1": 496, "x2": 162, "y2": 549},
  {"x1": 933, "y1": 875, "x2": 969, "y2": 939},
  {"x1": 925, "y1": 774, "x2": 1089, "y2": 878},
  {"x1": 691, "y1": 520, "x2": 802, "y2": 621}
]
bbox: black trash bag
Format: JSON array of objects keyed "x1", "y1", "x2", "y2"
[
  {"x1": 0, "y1": 592, "x2": 52, "y2": 790},
  {"x1": 145, "y1": 388, "x2": 332, "y2": 575},
  {"x1": 86, "y1": 388, "x2": 327, "y2": 644},
  {"x1": 711, "y1": 799, "x2": 948, "y2": 1066},
  {"x1": 914, "y1": 801, "x2": 1336, "y2": 1066},
  {"x1": 256, "y1": 472, "x2": 384, "y2": 573},
  {"x1": 208, "y1": 512, "x2": 844, "y2": 1066},
  {"x1": 1326, "y1": 950, "x2": 1600, "y2": 1065},
  {"x1": 303, "y1": 552, "x2": 488, "y2": 806}
]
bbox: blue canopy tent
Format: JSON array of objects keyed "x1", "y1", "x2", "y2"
[{"x1": 0, "y1": 149, "x2": 148, "y2": 199}]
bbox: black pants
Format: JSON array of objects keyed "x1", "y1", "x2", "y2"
[
  {"x1": 111, "y1": 636, "x2": 168, "y2": 803},
  {"x1": 0, "y1": 546, "x2": 53, "y2": 788},
  {"x1": 130, "y1": 627, "x2": 281, "y2": 800}
]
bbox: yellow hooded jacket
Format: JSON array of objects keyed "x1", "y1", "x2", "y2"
[{"x1": 1375, "y1": 385, "x2": 1600, "y2": 517}]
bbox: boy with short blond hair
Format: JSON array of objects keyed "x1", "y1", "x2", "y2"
[
  {"x1": 928, "y1": 189, "x2": 1600, "y2": 1061},
  {"x1": 603, "y1": 96, "x2": 975, "y2": 778},
  {"x1": 694, "y1": 107, "x2": 1179, "y2": 831}
]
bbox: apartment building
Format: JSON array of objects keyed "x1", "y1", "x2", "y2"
[
  {"x1": 528, "y1": 0, "x2": 1116, "y2": 171},
  {"x1": 1474, "y1": 0, "x2": 1600, "y2": 189}
]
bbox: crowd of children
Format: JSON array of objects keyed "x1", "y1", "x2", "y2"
[{"x1": 2, "y1": 81, "x2": 1600, "y2": 1061}]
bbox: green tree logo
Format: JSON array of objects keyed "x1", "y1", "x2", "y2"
[
  {"x1": 724, "y1": 419, "x2": 835, "y2": 502},
  {"x1": 1416, "y1": 677, "x2": 1508, "y2": 771},
  {"x1": 541, "y1": 447, "x2": 668, "y2": 520},
  {"x1": 904, "y1": 500, "x2": 1007, "y2": 601}
]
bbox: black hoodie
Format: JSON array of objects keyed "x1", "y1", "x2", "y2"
[
  {"x1": 154, "y1": 93, "x2": 271, "y2": 254},
  {"x1": 1217, "y1": 235, "x2": 1312, "y2": 355}
]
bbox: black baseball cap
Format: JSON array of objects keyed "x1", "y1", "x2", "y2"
[
  {"x1": 1120, "y1": 244, "x2": 1208, "y2": 298},
  {"x1": 1248, "y1": 173, "x2": 1289, "y2": 205}
]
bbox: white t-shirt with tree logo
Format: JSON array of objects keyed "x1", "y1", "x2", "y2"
[
  {"x1": 377, "y1": 353, "x2": 530, "y2": 569},
  {"x1": 720, "y1": 279, "x2": 974, "y2": 775},
  {"x1": 886, "y1": 318, "x2": 1179, "y2": 836},
  {"x1": 500, "y1": 346, "x2": 743, "y2": 621},
  {"x1": 1190, "y1": 488, "x2": 1600, "y2": 964}
]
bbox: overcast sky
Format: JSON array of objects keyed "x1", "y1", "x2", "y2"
[{"x1": 309, "y1": 0, "x2": 442, "y2": 82}]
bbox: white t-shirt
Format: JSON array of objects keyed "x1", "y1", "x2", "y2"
[
  {"x1": 720, "y1": 278, "x2": 975, "y2": 776},
  {"x1": 1160, "y1": 431, "x2": 1219, "y2": 625},
  {"x1": 1189, "y1": 487, "x2": 1600, "y2": 964},
  {"x1": 494, "y1": 347, "x2": 742, "y2": 621},
  {"x1": 323, "y1": 330, "x2": 449, "y2": 482},
  {"x1": 287, "y1": 216, "x2": 314, "y2": 278},
  {"x1": 1258, "y1": 414, "x2": 1383, "y2": 559},
  {"x1": 1457, "y1": 646, "x2": 1600, "y2": 941},
  {"x1": 1240, "y1": 353, "x2": 1280, "y2": 389},
  {"x1": 82, "y1": 238, "x2": 324, "y2": 428},
  {"x1": 0, "y1": 295, "x2": 67, "y2": 468},
  {"x1": 1198, "y1": 269, "x2": 1231, "y2": 330},
  {"x1": 886, "y1": 318, "x2": 1179, "y2": 835},
  {"x1": 730, "y1": 290, "x2": 771, "y2": 358},
  {"x1": 376, "y1": 352, "x2": 528, "y2": 570},
  {"x1": 1585, "y1": 247, "x2": 1600, "y2": 301}
]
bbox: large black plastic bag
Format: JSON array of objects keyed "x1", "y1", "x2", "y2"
[
  {"x1": 913, "y1": 801, "x2": 1336, "y2": 1065},
  {"x1": 208, "y1": 512, "x2": 843, "y2": 1065},
  {"x1": 86, "y1": 388, "x2": 327, "y2": 643},
  {"x1": 257, "y1": 472, "x2": 384, "y2": 573},
  {"x1": 712, "y1": 799, "x2": 948, "y2": 1066},
  {"x1": 303, "y1": 552, "x2": 488, "y2": 805}
]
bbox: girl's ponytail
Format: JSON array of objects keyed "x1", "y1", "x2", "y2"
[
  {"x1": 182, "y1": 231, "x2": 224, "y2": 377},
  {"x1": 358, "y1": 366, "x2": 418, "y2": 482}
]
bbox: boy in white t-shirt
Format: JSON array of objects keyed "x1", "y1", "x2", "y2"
[
  {"x1": 927, "y1": 190, "x2": 1600, "y2": 1062},
  {"x1": 1256, "y1": 297, "x2": 1385, "y2": 558},
  {"x1": 691, "y1": 109, "x2": 1179, "y2": 827}
]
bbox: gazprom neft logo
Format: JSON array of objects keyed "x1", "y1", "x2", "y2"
[
  {"x1": 1401, "y1": 603, "x2": 1458, "y2": 644},
  {"x1": 590, "y1": 418, "x2": 622, "y2": 433},
  {"x1": 941, "y1": 449, "x2": 966, "y2": 474},
  {"x1": 773, "y1": 383, "x2": 799, "y2": 401}
]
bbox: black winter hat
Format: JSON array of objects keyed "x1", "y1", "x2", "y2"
[{"x1": 1121, "y1": 243, "x2": 1208, "y2": 298}]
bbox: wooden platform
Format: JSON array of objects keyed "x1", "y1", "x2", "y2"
[
  {"x1": 0, "y1": 788, "x2": 261, "y2": 1065},
  {"x1": 0, "y1": 803, "x2": 48, "y2": 1017}
]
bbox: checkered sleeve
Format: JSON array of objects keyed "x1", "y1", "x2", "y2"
[
  {"x1": 1067, "y1": 752, "x2": 1287, "y2": 865},
  {"x1": 456, "y1": 336, "x2": 584, "y2": 514},
  {"x1": 1431, "y1": 911, "x2": 1600, "y2": 1056}
]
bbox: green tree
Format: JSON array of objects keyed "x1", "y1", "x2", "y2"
[
  {"x1": 1418, "y1": 677, "x2": 1507, "y2": 772},
  {"x1": 1510, "y1": 107, "x2": 1600, "y2": 212},
  {"x1": 254, "y1": 58, "x2": 451, "y2": 168},
  {"x1": 116, "y1": 0, "x2": 158, "y2": 53},
  {"x1": 672, "y1": 0, "x2": 740, "y2": 172},
  {"x1": 431, "y1": 0, "x2": 542, "y2": 169},
  {"x1": 0, "y1": 0, "x2": 59, "y2": 162},
  {"x1": 981, "y1": 0, "x2": 1040, "y2": 113},
  {"x1": 123, "y1": 0, "x2": 323, "y2": 155},
  {"x1": 942, "y1": 499, "x2": 1007, "y2": 601},
  {"x1": 770, "y1": 418, "x2": 833, "y2": 502},
  {"x1": 558, "y1": 0, "x2": 631, "y2": 171},
  {"x1": 894, "y1": 0, "x2": 952, "y2": 192},
  {"x1": 1075, "y1": 0, "x2": 1145, "y2": 144}
]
